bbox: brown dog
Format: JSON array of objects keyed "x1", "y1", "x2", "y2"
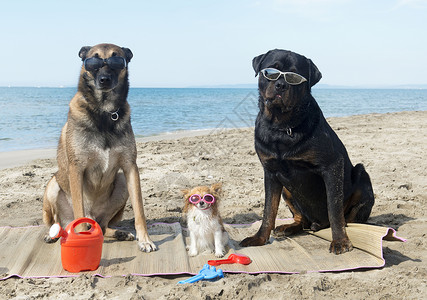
[{"x1": 43, "y1": 43, "x2": 156, "y2": 252}]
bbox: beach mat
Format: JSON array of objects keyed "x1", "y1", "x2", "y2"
[{"x1": 0, "y1": 220, "x2": 405, "y2": 279}]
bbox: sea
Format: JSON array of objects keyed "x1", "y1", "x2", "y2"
[{"x1": 0, "y1": 87, "x2": 426, "y2": 152}]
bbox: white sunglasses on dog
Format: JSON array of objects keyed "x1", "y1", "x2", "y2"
[{"x1": 260, "y1": 68, "x2": 307, "y2": 85}]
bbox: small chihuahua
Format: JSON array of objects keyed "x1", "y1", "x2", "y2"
[{"x1": 182, "y1": 183, "x2": 229, "y2": 257}]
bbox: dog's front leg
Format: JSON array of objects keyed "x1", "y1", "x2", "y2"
[
  {"x1": 187, "y1": 230, "x2": 198, "y2": 256},
  {"x1": 214, "y1": 230, "x2": 227, "y2": 257},
  {"x1": 324, "y1": 157, "x2": 353, "y2": 254},
  {"x1": 124, "y1": 164, "x2": 157, "y2": 252},
  {"x1": 69, "y1": 163, "x2": 86, "y2": 231},
  {"x1": 240, "y1": 169, "x2": 282, "y2": 247}
]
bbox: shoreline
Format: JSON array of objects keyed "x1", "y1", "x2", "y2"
[
  {"x1": 0, "y1": 110, "x2": 425, "y2": 170},
  {"x1": 0, "y1": 111, "x2": 423, "y2": 170},
  {"x1": 0, "y1": 128, "x2": 242, "y2": 170},
  {"x1": 0, "y1": 148, "x2": 57, "y2": 170}
]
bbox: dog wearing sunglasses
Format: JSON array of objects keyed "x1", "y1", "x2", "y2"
[
  {"x1": 42, "y1": 43, "x2": 157, "y2": 252},
  {"x1": 182, "y1": 183, "x2": 229, "y2": 257},
  {"x1": 240, "y1": 49, "x2": 374, "y2": 254}
]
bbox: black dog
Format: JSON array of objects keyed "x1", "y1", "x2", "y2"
[{"x1": 240, "y1": 49, "x2": 374, "y2": 254}]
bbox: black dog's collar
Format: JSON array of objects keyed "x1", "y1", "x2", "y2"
[{"x1": 277, "y1": 127, "x2": 294, "y2": 138}]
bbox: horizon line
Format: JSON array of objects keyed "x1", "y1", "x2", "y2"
[{"x1": 1, "y1": 84, "x2": 427, "y2": 90}]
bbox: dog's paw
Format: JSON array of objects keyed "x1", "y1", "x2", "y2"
[
  {"x1": 273, "y1": 223, "x2": 303, "y2": 237},
  {"x1": 240, "y1": 235, "x2": 266, "y2": 247},
  {"x1": 43, "y1": 235, "x2": 59, "y2": 243},
  {"x1": 215, "y1": 249, "x2": 226, "y2": 258},
  {"x1": 329, "y1": 238, "x2": 353, "y2": 255},
  {"x1": 138, "y1": 239, "x2": 157, "y2": 252},
  {"x1": 188, "y1": 249, "x2": 198, "y2": 257},
  {"x1": 114, "y1": 230, "x2": 135, "y2": 241},
  {"x1": 310, "y1": 222, "x2": 323, "y2": 232}
]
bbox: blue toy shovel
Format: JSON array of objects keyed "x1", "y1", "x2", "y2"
[{"x1": 178, "y1": 264, "x2": 224, "y2": 284}]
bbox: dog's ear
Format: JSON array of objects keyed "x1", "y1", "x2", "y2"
[
  {"x1": 78, "y1": 46, "x2": 91, "y2": 61},
  {"x1": 210, "y1": 183, "x2": 222, "y2": 195},
  {"x1": 122, "y1": 47, "x2": 133, "y2": 63},
  {"x1": 252, "y1": 53, "x2": 266, "y2": 77},
  {"x1": 308, "y1": 59, "x2": 322, "y2": 87},
  {"x1": 181, "y1": 189, "x2": 189, "y2": 197}
]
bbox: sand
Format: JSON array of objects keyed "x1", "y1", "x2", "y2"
[{"x1": 0, "y1": 111, "x2": 426, "y2": 299}]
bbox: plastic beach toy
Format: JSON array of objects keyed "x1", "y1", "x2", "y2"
[
  {"x1": 208, "y1": 253, "x2": 252, "y2": 266},
  {"x1": 178, "y1": 264, "x2": 224, "y2": 284},
  {"x1": 49, "y1": 217, "x2": 104, "y2": 273}
]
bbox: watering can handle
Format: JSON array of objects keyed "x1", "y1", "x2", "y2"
[{"x1": 69, "y1": 218, "x2": 103, "y2": 236}]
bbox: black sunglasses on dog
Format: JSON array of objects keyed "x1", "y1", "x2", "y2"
[
  {"x1": 260, "y1": 68, "x2": 307, "y2": 85},
  {"x1": 84, "y1": 56, "x2": 127, "y2": 71}
]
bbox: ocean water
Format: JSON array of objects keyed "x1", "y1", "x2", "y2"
[{"x1": 0, "y1": 87, "x2": 426, "y2": 152}]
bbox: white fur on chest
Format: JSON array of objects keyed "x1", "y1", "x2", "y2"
[
  {"x1": 83, "y1": 145, "x2": 121, "y2": 192},
  {"x1": 71, "y1": 129, "x2": 120, "y2": 175},
  {"x1": 187, "y1": 208, "x2": 222, "y2": 236},
  {"x1": 92, "y1": 147, "x2": 113, "y2": 173}
]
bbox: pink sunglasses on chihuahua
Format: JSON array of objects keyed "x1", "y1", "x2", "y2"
[{"x1": 189, "y1": 194, "x2": 216, "y2": 204}]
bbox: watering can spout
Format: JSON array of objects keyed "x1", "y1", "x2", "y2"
[{"x1": 49, "y1": 223, "x2": 67, "y2": 240}]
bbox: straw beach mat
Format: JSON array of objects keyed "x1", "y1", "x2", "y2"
[{"x1": 0, "y1": 220, "x2": 405, "y2": 279}]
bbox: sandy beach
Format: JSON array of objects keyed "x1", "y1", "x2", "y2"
[{"x1": 0, "y1": 111, "x2": 426, "y2": 299}]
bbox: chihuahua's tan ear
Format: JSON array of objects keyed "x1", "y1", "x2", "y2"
[
  {"x1": 181, "y1": 189, "x2": 189, "y2": 197},
  {"x1": 210, "y1": 183, "x2": 222, "y2": 195}
]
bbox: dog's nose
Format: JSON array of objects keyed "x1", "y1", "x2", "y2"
[
  {"x1": 99, "y1": 75, "x2": 111, "y2": 85},
  {"x1": 275, "y1": 80, "x2": 287, "y2": 92}
]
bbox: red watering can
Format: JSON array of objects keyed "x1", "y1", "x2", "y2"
[{"x1": 49, "y1": 217, "x2": 104, "y2": 273}]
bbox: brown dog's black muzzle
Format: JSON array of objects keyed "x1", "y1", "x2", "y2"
[
  {"x1": 98, "y1": 74, "x2": 112, "y2": 87},
  {"x1": 95, "y1": 69, "x2": 117, "y2": 90}
]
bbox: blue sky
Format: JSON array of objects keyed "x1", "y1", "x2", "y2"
[{"x1": 1, "y1": 0, "x2": 426, "y2": 88}]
